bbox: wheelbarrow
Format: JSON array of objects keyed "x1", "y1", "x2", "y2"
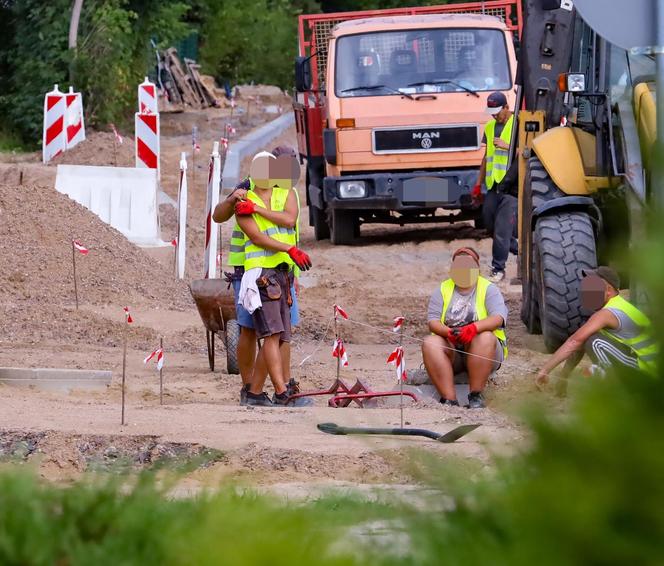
[{"x1": 189, "y1": 279, "x2": 240, "y2": 374}]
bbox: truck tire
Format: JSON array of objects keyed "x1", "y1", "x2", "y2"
[
  {"x1": 534, "y1": 211, "x2": 597, "y2": 352},
  {"x1": 224, "y1": 319, "x2": 240, "y2": 375},
  {"x1": 330, "y1": 210, "x2": 356, "y2": 245}
]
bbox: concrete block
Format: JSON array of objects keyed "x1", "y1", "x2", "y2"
[{"x1": 0, "y1": 367, "x2": 112, "y2": 392}]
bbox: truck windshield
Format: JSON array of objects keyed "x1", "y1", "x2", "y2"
[{"x1": 335, "y1": 27, "x2": 511, "y2": 98}]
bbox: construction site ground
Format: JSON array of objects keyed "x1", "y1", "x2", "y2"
[{"x1": 0, "y1": 106, "x2": 556, "y2": 495}]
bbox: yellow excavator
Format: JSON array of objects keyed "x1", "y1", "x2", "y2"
[{"x1": 515, "y1": 0, "x2": 658, "y2": 351}]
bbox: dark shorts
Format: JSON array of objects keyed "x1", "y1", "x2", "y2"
[
  {"x1": 451, "y1": 338, "x2": 504, "y2": 374},
  {"x1": 252, "y1": 265, "x2": 292, "y2": 341}
]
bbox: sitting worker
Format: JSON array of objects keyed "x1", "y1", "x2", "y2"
[
  {"x1": 235, "y1": 152, "x2": 312, "y2": 407},
  {"x1": 536, "y1": 267, "x2": 658, "y2": 385},
  {"x1": 421, "y1": 247, "x2": 508, "y2": 408},
  {"x1": 212, "y1": 149, "x2": 303, "y2": 405}
]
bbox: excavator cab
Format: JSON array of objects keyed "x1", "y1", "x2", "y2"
[{"x1": 516, "y1": 0, "x2": 655, "y2": 351}]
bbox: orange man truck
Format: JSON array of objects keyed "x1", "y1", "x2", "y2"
[{"x1": 293, "y1": 1, "x2": 521, "y2": 244}]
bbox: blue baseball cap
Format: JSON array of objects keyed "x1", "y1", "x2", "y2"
[{"x1": 486, "y1": 91, "x2": 508, "y2": 114}]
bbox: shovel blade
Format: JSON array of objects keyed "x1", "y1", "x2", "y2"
[
  {"x1": 436, "y1": 424, "x2": 481, "y2": 443},
  {"x1": 317, "y1": 422, "x2": 346, "y2": 435}
]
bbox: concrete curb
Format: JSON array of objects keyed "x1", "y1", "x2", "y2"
[
  {"x1": 0, "y1": 367, "x2": 112, "y2": 392},
  {"x1": 221, "y1": 112, "x2": 295, "y2": 190}
]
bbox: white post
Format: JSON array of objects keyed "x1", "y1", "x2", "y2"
[
  {"x1": 176, "y1": 152, "x2": 188, "y2": 279},
  {"x1": 204, "y1": 142, "x2": 221, "y2": 278}
]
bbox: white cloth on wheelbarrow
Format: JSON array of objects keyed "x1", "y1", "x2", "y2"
[{"x1": 238, "y1": 267, "x2": 263, "y2": 314}]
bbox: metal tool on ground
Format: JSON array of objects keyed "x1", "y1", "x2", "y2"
[
  {"x1": 317, "y1": 422, "x2": 480, "y2": 443},
  {"x1": 189, "y1": 279, "x2": 239, "y2": 374}
]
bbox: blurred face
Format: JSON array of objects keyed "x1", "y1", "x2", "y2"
[
  {"x1": 270, "y1": 155, "x2": 300, "y2": 189},
  {"x1": 450, "y1": 255, "x2": 479, "y2": 288},
  {"x1": 580, "y1": 275, "x2": 608, "y2": 313},
  {"x1": 496, "y1": 105, "x2": 510, "y2": 123},
  {"x1": 249, "y1": 155, "x2": 273, "y2": 188}
]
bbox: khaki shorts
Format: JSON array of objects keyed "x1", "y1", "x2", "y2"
[
  {"x1": 451, "y1": 338, "x2": 504, "y2": 374},
  {"x1": 251, "y1": 265, "x2": 292, "y2": 341}
]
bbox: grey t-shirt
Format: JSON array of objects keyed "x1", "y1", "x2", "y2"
[
  {"x1": 427, "y1": 282, "x2": 508, "y2": 329},
  {"x1": 481, "y1": 121, "x2": 505, "y2": 145},
  {"x1": 603, "y1": 306, "x2": 644, "y2": 341}
]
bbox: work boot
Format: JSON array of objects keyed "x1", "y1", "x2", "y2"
[
  {"x1": 272, "y1": 391, "x2": 290, "y2": 406},
  {"x1": 245, "y1": 391, "x2": 273, "y2": 407},
  {"x1": 489, "y1": 269, "x2": 505, "y2": 283},
  {"x1": 285, "y1": 378, "x2": 314, "y2": 407},
  {"x1": 439, "y1": 398, "x2": 460, "y2": 407},
  {"x1": 239, "y1": 383, "x2": 250, "y2": 406},
  {"x1": 467, "y1": 391, "x2": 486, "y2": 409}
]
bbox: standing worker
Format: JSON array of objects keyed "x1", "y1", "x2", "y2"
[
  {"x1": 473, "y1": 91, "x2": 518, "y2": 283},
  {"x1": 536, "y1": 267, "x2": 658, "y2": 385},
  {"x1": 235, "y1": 152, "x2": 312, "y2": 407}
]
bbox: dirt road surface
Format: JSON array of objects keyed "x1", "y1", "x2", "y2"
[{"x1": 0, "y1": 113, "x2": 554, "y2": 493}]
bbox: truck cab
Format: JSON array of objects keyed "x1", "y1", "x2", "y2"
[{"x1": 294, "y1": 4, "x2": 520, "y2": 244}]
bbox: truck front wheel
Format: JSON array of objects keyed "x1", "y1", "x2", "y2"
[
  {"x1": 330, "y1": 210, "x2": 357, "y2": 245},
  {"x1": 311, "y1": 205, "x2": 330, "y2": 241}
]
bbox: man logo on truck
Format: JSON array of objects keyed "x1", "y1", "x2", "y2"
[{"x1": 412, "y1": 132, "x2": 441, "y2": 139}]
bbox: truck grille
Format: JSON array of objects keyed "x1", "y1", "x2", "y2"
[{"x1": 372, "y1": 125, "x2": 479, "y2": 154}]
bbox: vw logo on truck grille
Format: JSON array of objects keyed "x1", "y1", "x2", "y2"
[{"x1": 372, "y1": 125, "x2": 479, "y2": 154}]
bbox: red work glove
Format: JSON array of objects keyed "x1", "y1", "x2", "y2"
[
  {"x1": 457, "y1": 323, "x2": 478, "y2": 345},
  {"x1": 235, "y1": 200, "x2": 256, "y2": 215},
  {"x1": 288, "y1": 246, "x2": 312, "y2": 271},
  {"x1": 471, "y1": 183, "x2": 483, "y2": 206}
]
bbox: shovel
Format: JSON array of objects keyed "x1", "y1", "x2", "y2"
[{"x1": 317, "y1": 422, "x2": 480, "y2": 443}]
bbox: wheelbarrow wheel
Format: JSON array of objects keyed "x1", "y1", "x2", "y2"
[{"x1": 224, "y1": 319, "x2": 240, "y2": 375}]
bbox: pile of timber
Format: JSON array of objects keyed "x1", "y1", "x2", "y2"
[{"x1": 157, "y1": 48, "x2": 220, "y2": 112}]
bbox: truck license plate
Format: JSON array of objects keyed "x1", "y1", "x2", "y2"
[{"x1": 402, "y1": 177, "x2": 450, "y2": 204}]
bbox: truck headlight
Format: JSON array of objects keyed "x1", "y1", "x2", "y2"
[{"x1": 338, "y1": 180, "x2": 366, "y2": 198}]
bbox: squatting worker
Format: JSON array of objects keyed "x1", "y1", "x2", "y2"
[
  {"x1": 422, "y1": 247, "x2": 508, "y2": 409},
  {"x1": 536, "y1": 267, "x2": 658, "y2": 385},
  {"x1": 212, "y1": 150, "x2": 303, "y2": 405},
  {"x1": 473, "y1": 91, "x2": 518, "y2": 283},
  {"x1": 235, "y1": 152, "x2": 312, "y2": 407}
]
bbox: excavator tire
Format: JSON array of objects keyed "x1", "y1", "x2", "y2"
[{"x1": 534, "y1": 211, "x2": 597, "y2": 352}]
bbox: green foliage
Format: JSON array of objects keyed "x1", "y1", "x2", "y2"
[
  {"x1": 0, "y1": 0, "x2": 191, "y2": 146},
  {"x1": 198, "y1": 0, "x2": 311, "y2": 89}
]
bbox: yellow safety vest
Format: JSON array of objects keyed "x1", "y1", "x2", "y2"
[
  {"x1": 440, "y1": 276, "x2": 508, "y2": 358},
  {"x1": 228, "y1": 178, "x2": 255, "y2": 267},
  {"x1": 601, "y1": 295, "x2": 658, "y2": 373},
  {"x1": 485, "y1": 114, "x2": 513, "y2": 190},
  {"x1": 243, "y1": 187, "x2": 296, "y2": 270}
]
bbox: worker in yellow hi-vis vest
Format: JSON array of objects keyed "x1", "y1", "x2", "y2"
[
  {"x1": 422, "y1": 247, "x2": 508, "y2": 409},
  {"x1": 473, "y1": 91, "x2": 518, "y2": 284},
  {"x1": 235, "y1": 152, "x2": 311, "y2": 407},
  {"x1": 537, "y1": 267, "x2": 658, "y2": 386}
]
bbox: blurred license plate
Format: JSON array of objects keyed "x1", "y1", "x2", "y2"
[{"x1": 402, "y1": 177, "x2": 449, "y2": 203}]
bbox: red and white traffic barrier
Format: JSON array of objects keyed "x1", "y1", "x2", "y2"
[
  {"x1": 138, "y1": 77, "x2": 158, "y2": 114},
  {"x1": 204, "y1": 141, "x2": 221, "y2": 279},
  {"x1": 65, "y1": 86, "x2": 85, "y2": 149},
  {"x1": 175, "y1": 151, "x2": 188, "y2": 279},
  {"x1": 43, "y1": 84, "x2": 66, "y2": 163},
  {"x1": 134, "y1": 112, "x2": 160, "y2": 174}
]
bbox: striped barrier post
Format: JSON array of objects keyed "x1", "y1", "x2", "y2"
[
  {"x1": 43, "y1": 84, "x2": 66, "y2": 163},
  {"x1": 204, "y1": 141, "x2": 221, "y2": 279},
  {"x1": 176, "y1": 152, "x2": 188, "y2": 279},
  {"x1": 138, "y1": 77, "x2": 158, "y2": 114},
  {"x1": 134, "y1": 112, "x2": 160, "y2": 176},
  {"x1": 65, "y1": 86, "x2": 86, "y2": 150}
]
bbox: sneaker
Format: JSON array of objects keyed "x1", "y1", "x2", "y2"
[
  {"x1": 285, "y1": 378, "x2": 314, "y2": 407},
  {"x1": 440, "y1": 398, "x2": 460, "y2": 407},
  {"x1": 489, "y1": 269, "x2": 505, "y2": 283},
  {"x1": 245, "y1": 391, "x2": 273, "y2": 407},
  {"x1": 467, "y1": 391, "x2": 486, "y2": 409},
  {"x1": 272, "y1": 391, "x2": 290, "y2": 406},
  {"x1": 240, "y1": 383, "x2": 250, "y2": 406}
]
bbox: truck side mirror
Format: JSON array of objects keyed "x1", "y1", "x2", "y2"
[{"x1": 295, "y1": 56, "x2": 312, "y2": 92}]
